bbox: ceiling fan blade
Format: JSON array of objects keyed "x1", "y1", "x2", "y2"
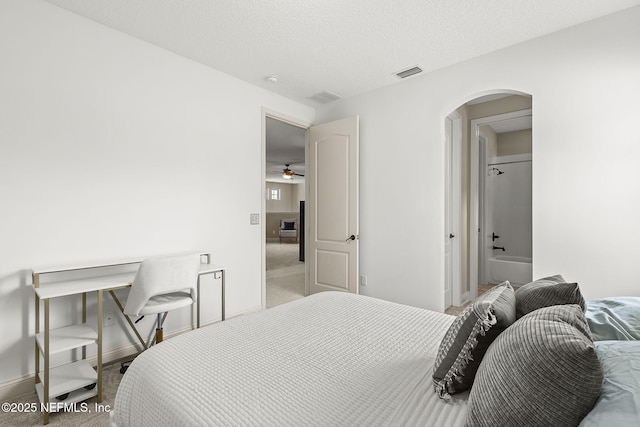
[{"x1": 274, "y1": 164, "x2": 305, "y2": 178}]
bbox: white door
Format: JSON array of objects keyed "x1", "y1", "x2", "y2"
[
  {"x1": 307, "y1": 116, "x2": 359, "y2": 294},
  {"x1": 445, "y1": 113, "x2": 461, "y2": 308},
  {"x1": 444, "y1": 117, "x2": 453, "y2": 309}
]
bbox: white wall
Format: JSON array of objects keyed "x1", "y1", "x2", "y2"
[
  {"x1": 316, "y1": 6, "x2": 640, "y2": 311},
  {"x1": 489, "y1": 159, "x2": 532, "y2": 259},
  {"x1": 265, "y1": 182, "x2": 302, "y2": 213},
  {"x1": 497, "y1": 129, "x2": 532, "y2": 157},
  {"x1": 0, "y1": 0, "x2": 314, "y2": 385}
]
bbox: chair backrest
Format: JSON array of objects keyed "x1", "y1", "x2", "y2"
[
  {"x1": 123, "y1": 252, "x2": 201, "y2": 316},
  {"x1": 280, "y1": 219, "x2": 297, "y2": 230}
]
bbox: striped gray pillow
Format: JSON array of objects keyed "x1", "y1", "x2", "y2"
[
  {"x1": 466, "y1": 304, "x2": 603, "y2": 427},
  {"x1": 433, "y1": 282, "x2": 515, "y2": 399},
  {"x1": 515, "y1": 274, "x2": 586, "y2": 318}
]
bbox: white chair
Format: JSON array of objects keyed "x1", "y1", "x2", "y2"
[
  {"x1": 279, "y1": 219, "x2": 298, "y2": 243},
  {"x1": 120, "y1": 253, "x2": 201, "y2": 372}
]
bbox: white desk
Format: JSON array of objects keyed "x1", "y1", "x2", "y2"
[{"x1": 32, "y1": 255, "x2": 224, "y2": 424}]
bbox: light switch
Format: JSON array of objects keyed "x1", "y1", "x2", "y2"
[{"x1": 250, "y1": 213, "x2": 260, "y2": 225}]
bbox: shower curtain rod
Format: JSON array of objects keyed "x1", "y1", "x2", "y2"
[{"x1": 488, "y1": 159, "x2": 532, "y2": 166}]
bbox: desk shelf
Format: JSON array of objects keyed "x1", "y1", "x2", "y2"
[
  {"x1": 33, "y1": 281, "x2": 103, "y2": 424},
  {"x1": 36, "y1": 325, "x2": 97, "y2": 355},
  {"x1": 35, "y1": 361, "x2": 97, "y2": 410}
]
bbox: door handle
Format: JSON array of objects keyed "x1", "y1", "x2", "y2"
[
  {"x1": 449, "y1": 233, "x2": 455, "y2": 239},
  {"x1": 346, "y1": 235, "x2": 356, "y2": 241}
]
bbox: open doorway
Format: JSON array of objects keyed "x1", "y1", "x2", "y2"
[
  {"x1": 444, "y1": 93, "x2": 532, "y2": 315},
  {"x1": 473, "y1": 109, "x2": 533, "y2": 296},
  {"x1": 264, "y1": 113, "x2": 308, "y2": 308}
]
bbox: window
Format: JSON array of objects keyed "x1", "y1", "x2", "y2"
[{"x1": 269, "y1": 188, "x2": 281, "y2": 201}]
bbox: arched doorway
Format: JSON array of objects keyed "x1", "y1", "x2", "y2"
[{"x1": 444, "y1": 92, "x2": 533, "y2": 313}]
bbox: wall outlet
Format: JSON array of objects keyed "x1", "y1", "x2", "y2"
[
  {"x1": 104, "y1": 311, "x2": 115, "y2": 327},
  {"x1": 360, "y1": 275, "x2": 368, "y2": 286}
]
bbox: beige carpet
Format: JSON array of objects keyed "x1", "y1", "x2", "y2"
[{"x1": 266, "y1": 241, "x2": 306, "y2": 308}]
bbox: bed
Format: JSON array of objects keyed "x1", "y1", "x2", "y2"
[
  {"x1": 111, "y1": 287, "x2": 640, "y2": 427},
  {"x1": 111, "y1": 292, "x2": 468, "y2": 426}
]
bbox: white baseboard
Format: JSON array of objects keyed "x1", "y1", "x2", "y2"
[
  {"x1": 0, "y1": 307, "x2": 262, "y2": 401},
  {"x1": 0, "y1": 375, "x2": 34, "y2": 401},
  {"x1": 460, "y1": 291, "x2": 471, "y2": 306},
  {"x1": 227, "y1": 304, "x2": 262, "y2": 319}
]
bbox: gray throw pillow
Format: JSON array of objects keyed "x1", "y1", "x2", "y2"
[
  {"x1": 515, "y1": 274, "x2": 586, "y2": 318},
  {"x1": 466, "y1": 304, "x2": 603, "y2": 427},
  {"x1": 433, "y1": 282, "x2": 515, "y2": 399}
]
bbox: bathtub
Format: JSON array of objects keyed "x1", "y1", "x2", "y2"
[{"x1": 488, "y1": 255, "x2": 532, "y2": 286}]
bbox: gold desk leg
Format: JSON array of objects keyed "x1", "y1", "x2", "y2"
[
  {"x1": 34, "y1": 274, "x2": 40, "y2": 387},
  {"x1": 97, "y1": 290, "x2": 103, "y2": 403},
  {"x1": 35, "y1": 299, "x2": 40, "y2": 385},
  {"x1": 197, "y1": 275, "x2": 201, "y2": 328},
  {"x1": 109, "y1": 290, "x2": 147, "y2": 351},
  {"x1": 221, "y1": 269, "x2": 225, "y2": 321},
  {"x1": 82, "y1": 293, "x2": 87, "y2": 360},
  {"x1": 43, "y1": 299, "x2": 49, "y2": 425}
]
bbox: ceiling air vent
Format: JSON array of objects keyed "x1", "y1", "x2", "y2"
[
  {"x1": 309, "y1": 90, "x2": 342, "y2": 104},
  {"x1": 394, "y1": 65, "x2": 423, "y2": 79}
]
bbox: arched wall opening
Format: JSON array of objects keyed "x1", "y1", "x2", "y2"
[{"x1": 444, "y1": 90, "x2": 533, "y2": 310}]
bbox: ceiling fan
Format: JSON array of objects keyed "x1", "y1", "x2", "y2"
[{"x1": 280, "y1": 164, "x2": 304, "y2": 180}]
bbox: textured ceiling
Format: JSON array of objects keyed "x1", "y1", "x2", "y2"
[{"x1": 46, "y1": 0, "x2": 640, "y2": 107}]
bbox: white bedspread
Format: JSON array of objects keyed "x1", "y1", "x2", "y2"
[{"x1": 112, "y1": 292, "x2": 468, "y2": 426}]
